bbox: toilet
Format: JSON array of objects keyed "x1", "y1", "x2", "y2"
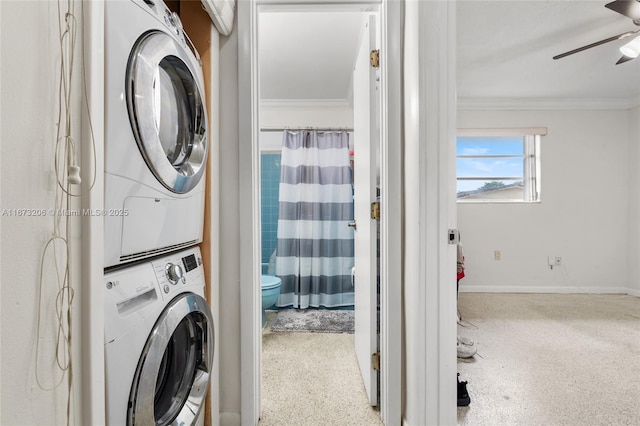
[{"x1": 261, "y1": 275, "x2": 281, "y2": 327}]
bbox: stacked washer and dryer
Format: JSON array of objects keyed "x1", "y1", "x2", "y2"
[{"x1": 103, "y1": 1, "x2": 214, "y2": 425}]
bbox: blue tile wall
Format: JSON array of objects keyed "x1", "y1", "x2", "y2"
[{"x1": 261, "y1": 153, "x2": 281, "y2": 266}]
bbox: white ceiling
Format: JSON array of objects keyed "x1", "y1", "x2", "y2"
[
  {"x1": 259, "y1": 12, "x2": 366, "y2": 101},
  {"x1": 259, "y1": 1, "x2": 640, "y2": 108},
  {"x1": 458, "y1": 0, "x2": 640, "y2": 108}
]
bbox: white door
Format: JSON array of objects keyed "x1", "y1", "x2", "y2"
[{"x1": 352, "y1": 14, "x2": 379, "y2": 407}]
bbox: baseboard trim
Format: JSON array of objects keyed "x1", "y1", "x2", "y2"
[
  {"x1": 626, "y1": 288, "x2": 640, "y2": 297},
  {"x1": 458, "y1": 285, "x2": 632, "y2": 295}
]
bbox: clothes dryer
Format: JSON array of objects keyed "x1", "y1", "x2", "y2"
[
  {"x1": 104, "y1": 246, "x2": 214, "y2": 426},
  {"x1": 104, "y1": 0, "x2": 208, "y2": 269}
]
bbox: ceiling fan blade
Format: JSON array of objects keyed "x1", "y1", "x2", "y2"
[
  {"x1": 605, "y1": 0, "x2": 640, "y2": 24},
  {"x1": 553, "y1": 30, "x2": 639, "y2": 60},
  {"x1": 616, "y1": 54, "x2": 637, "y2": 64}
]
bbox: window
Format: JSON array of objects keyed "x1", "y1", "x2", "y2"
[{"x1": 456, "y1": 129, "x2": 544, "y2": 202}]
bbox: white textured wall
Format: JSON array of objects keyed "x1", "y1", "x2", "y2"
[
  {"x1": 628, "y1": 105, "x2": 640, "y2": 296},
  {"x1": 259, "y1": 131, "x2": 284, "y2": 151},
  {"x1": 260, "y1": 102, "x2": 353, "y2": 130},
  {"x1": 1, "y1": 1, "x2": 82, "y2": 424},
  {"x1": 458, "y1": 109, "x2": 630, "y2": 293}
]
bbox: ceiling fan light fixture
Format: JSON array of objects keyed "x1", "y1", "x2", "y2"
[{"x1": 619, "y1": 35, "x2": 640, "y2": 58}]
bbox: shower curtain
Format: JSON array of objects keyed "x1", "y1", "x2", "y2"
[{"x1": 275, "y1": 130, "x2": 355, "y2": 309}]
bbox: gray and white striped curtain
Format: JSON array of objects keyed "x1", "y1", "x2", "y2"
[{"x1": 275, "y1": 130, "x2": 354, "y2": 309}]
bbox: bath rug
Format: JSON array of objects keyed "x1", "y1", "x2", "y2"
[{"x1": 271, "y1": 309, "x2": 354, "y2": 333}]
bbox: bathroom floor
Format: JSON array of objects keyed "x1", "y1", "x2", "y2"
[{"x1": 259, "y1": 311, "x2": 382, "y2": 425}]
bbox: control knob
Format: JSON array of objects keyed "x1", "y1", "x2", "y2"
[
  {"x1": 170, "y1": 11, "x2": 183, "y2": 31},
  {"x1": 165, "y1": 263, "x2": 184, "y2": 284}
]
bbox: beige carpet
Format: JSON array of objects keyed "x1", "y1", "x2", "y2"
[
  {"x1": 457, "y1": 293, "x2": 640, "y2": 426},
  {"x1": 260, "y1": 312, "x2": 382, "y2": 426}
]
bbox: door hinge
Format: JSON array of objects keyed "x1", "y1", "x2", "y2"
[
  {"x1": 370, "y1": 202, "x2": 380, "y2": 220},
  {"x1": 372, "y1": 352, "x2": 380, "y2": 371},
  {"x1": 370, "y1": 49, "x2": 380, "y2": 68}
]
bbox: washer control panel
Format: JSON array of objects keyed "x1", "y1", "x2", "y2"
[
  {"x1": 151, "y1": 246, "x2": 204, "y2": 297},
  {"x1": 104, "y1": 246, "x2": 206, "y2": 345},
  {"x1": 165, "y1": 262, "x2": 184, "y2": 284}
]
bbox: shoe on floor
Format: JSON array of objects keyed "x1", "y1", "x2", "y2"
[
  {"x1": 457, "y1": 373, "x2": 471, "y2": 407},
  {"x1": 457, "y1": 336, "x2": 477, "y2": 358}
]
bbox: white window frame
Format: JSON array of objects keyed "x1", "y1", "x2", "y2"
[{"x1": 456, "y1": 128, "x2": 545, "y2": 203}]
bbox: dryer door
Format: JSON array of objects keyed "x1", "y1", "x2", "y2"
[
  {"x1": 128, "y1": 292, "x2": 214, "y2": 426},
  {"x1": 127, "y1": 30, "x2": 208, "y2": 194}
]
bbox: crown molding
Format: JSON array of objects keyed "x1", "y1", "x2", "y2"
[
  {"x1": 260, "y1": 98, "x2": 353, "y2": 110},
  {"x1": 261, "y1": 97, "x2": 640, "y2": 112},
  {"x1": 457, "y1": 97, "x2": 640, "y2": 111}
]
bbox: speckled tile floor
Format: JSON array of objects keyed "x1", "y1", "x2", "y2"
[
  {"x1": 258, "y1": 294, "x2": 640, "y2": 426},
  {"x1": 259, "y1": 311, "x2": 382, "y2": 426},
  {"x1": 457, "y1": 293, "x2": 640, "y2": 426}
]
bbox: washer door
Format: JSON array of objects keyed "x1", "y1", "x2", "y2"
[
  {"x1": 127, "y1": 30, "x2": 208, "y2": 194},
  {"x1": 128, "y1": 293, "x2": 214, "y2": 426}
]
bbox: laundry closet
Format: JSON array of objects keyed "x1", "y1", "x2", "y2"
[{"x1": 101, "y1": 1, "x2": 231, "y2": 424}]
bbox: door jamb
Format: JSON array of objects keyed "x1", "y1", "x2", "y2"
[{"x1": 237, "y1": 1, "x2": 402, "y2": 424}]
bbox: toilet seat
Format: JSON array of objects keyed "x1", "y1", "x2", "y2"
[{"x1": 261, "y1": 275, "x2": 281, "y2": 290}]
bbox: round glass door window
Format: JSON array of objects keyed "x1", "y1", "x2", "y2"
[
  {"x1": 128, "y1": 293, "x2": 214, "y2": 425},
  {"x1": 153, "y1": 314, "x2": 202, "y2": 425},
  {"x1": 127, "y1": 30, "x2": 208, "y2": 194}
]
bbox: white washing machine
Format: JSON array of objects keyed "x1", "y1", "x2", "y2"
[
  {"x1": 104, "y1": 0, "x2": 209, "y2": 269},
  {"x1": 104, "y1": 246, "x2": 214, "y2": 426}
]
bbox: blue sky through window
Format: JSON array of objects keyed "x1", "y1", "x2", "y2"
[{"x1": 457, "y1": 136, "x2": 524, "y2": 193}]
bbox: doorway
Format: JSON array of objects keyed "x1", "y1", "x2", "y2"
[
  {"x1": 237, "y1": 1, "x2": 402, "y2": 425},
  {"x1": 258, "y1": 4, "x2": 378, "y2": 417}
]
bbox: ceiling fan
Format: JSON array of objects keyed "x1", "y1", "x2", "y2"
[{"x1": 553, "y1": 0, "x2": 640, "y2": 64}]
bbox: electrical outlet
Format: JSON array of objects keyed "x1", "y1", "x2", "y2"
[
  {"x1": 548, "y1": 255, "x2": 562, "y2": 269},
  {"x1": 494, "y1": 250, "x2": 501, "y2": 260}
]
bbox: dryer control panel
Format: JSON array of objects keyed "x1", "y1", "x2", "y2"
[
  {"x1": 151, "y1": 246, "x2": 205, "y2": 298},
  {"x1": 161, "y1": 9, "x2": 187, "y2": 47},
  {"x1": 137, "y1": 0, "x2": 187, "y2": 47},
  {"x1": 132, "y1": 0, "x2": 188, "y2": 48}
]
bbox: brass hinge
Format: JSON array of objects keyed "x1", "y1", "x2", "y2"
[
  {"x1": 370, "y1": 202, "x2": 380, "y2": 220},
  {"x1": 372, "y1": 352, "x2": 380, "y2": 371},
  {"x1": 370, "y1": 49, "x2": 380, "y2": 68}
]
